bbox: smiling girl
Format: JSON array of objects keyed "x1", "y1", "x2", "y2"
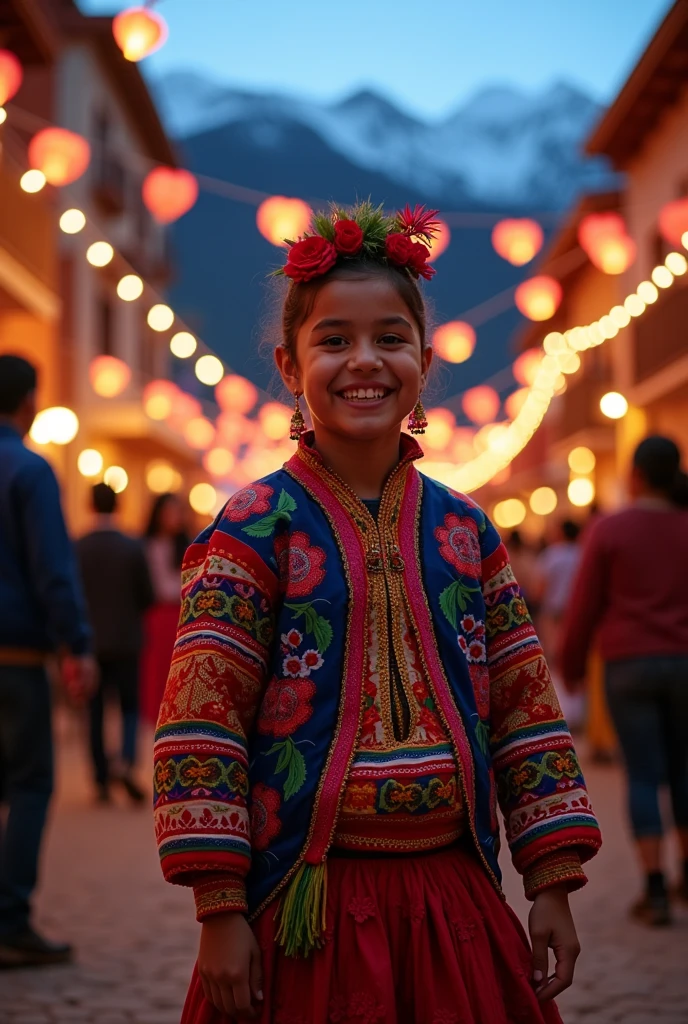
[{"x1": 154, "y1": 203, "x2": 601, "y2": 1024}]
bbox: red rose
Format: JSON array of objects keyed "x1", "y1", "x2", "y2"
[
  {"x1": 385, "y1": 232, "x2": 415, "y2": 267},
  {"x1": 408, "y1": 240, "x2": 436, "y2": 280},
  {"x1": 284, "y1": 236, "x2": 337, "y2": 282},
  {"x1": 333, "y1": 218, "x2": 364, "y2": 255}
]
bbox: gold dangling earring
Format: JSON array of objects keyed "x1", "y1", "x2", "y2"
[
  {"x1": 290, "y1": 391, "x2": 306, "y2": 440},
  {"x1": 407, "y1": 395, "x2": 427, "y2": 435}
]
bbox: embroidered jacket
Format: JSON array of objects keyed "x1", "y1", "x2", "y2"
[{"x1": 154, "y1": 434, "x2": 601, "y2": 926}]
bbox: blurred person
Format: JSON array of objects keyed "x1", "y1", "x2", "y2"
[
  {"x1": 140, "y1": 493, "x2": 189, "y2": 724},
  {"x1": 76, "y1": 483, "x2": 154, "y2": 804},
  {"x1": 561, "y1": 436, "x2": 688, "y2": 926},
  {"x1": 0, "y1": 355, "x2": 96, "y2": 967}
]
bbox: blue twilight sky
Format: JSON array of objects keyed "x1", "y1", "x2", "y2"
[{"x1": 78, "y1": 0, "x2": 674, "y2": 118}]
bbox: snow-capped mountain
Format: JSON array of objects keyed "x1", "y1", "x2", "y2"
[{"x1": 151, "y1": 71, "x2": 612, "y2": 209}]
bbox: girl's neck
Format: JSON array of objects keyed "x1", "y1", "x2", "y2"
[{"x1": 311, "y1": 427, "x2": 402, "y2": 500}]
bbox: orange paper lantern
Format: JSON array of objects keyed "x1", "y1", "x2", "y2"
[
  {"x1": 142, "y1": 167, "x2": 198, "y2": 224},
  {"x1": 492, "y1": 219, "x2": 544, "y2": 266},
  {"x1": 143, "y1": 379, "x2": 179, "y2": 420},
  {"x1": 512, "y1": 349, "x2": 543, "y2": 387},
  {"x1": 578, "y1": 213, "x2": 636, "y2": 274},
  {"x1": 658, "y1": 198, "x2": 688, "y2": 247},
  {"x1": 113, "y1": 6, "x2": 168, "y2": 62},
  {"x1": 0, "y1": 50, "x2": 22, "y2": 106},
  {"x1": 257, "y1": 196, "x2": 312, "y2": 247},
  {"x1": 462, "y1": 385, "x2": 500, "y2": 425},
  {"x1": 425, "y1": 219, "x2": 451, "y2": 262},
  {"x1": 432, "y1": 321, "x2": 476, "y2": 364},
  {"x1": 28, "y1": 128, "x2": 90, "y2": 186},
  {"x1": 216, "y1": 374, "x2": 258, "y2": 415},
  {"x1": 514, "y1": 275, "x2": 562, "y2": 322},
  {"x1": 89, "y1": 355, "x2": 131, "y2": 398},
  {"x1": 184, "y1": 416, "x2": 216, "y2": 450}
]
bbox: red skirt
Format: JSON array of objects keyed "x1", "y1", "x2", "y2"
[
  {"x1": 140, "y1": 603, "x2": 179, "y2": 725},
  {"x1": 181, "y1": 846, "x2": 563, "y2": 1024}
]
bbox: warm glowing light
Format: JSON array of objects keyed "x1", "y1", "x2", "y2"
[
  {"x1": 215, "y1": 374, "x2": 258, "y2": 413},
  {"x1": 683, "y1": 231, "x2": 688, "y2": 250},
  {"x1": 637, "y1": 280, "x2": 658, "y2": 304},
  {"x1": 256, "y1": 195, "x2": 312, "y2": 247},
  {"x1": 116, "y1": 274, "x2": 143, "y2": 301},
  {"x1": 259, "y1": 402, "x2": 292, "y2": 441},
  {"x1": 451, "y1": 428, "x2": 475, "y2": 463},
  {"x1": 659, "y1": 197, "x2": 688, "y2": 247},
  {"x1": 514, "y1": 275, "x2": 562, "y2": 321},
  {"x1": 424, "y1": 408, "x2": 456, "y2": 450},
  {"x1": 59, "y1": 208, "x2": 86, "y2": 234},
  {"x1": 89, "y1": 355, "x2": 131, "y2": 398},
  {"x1": 146, "y1": 460, "x2": 182, "y2": 494},
  {"x1": 665, "y1": 252, "x2": 688, "y2": 276},
  {"x1": 217, "y1": 412, "x2": 254, "y2": 447},
  {"x1": 20, "y1": 169, "x2": 46, "y2": 193},
  {"x1": 492, "y1": 219, "x2": 544, "y2": 266},
  {"x1": 147, "y1": 303, "x2": 174, "y2": 331},
  {"x1": 462, "y1": 386, "x2": 500, "y2": 425},
  {"x1": 568, "y1": 477, "x2": 595, "y2": 507},
  {"x1": 77, "y1": 449, "x2": 103, "y2": 477},
  {"x1": 203, "y1": 447, "x2": 235, "y2": 477},
  {"x1": 28, "y1": 127, "x2": 90, "y2": 186},
  {"x1": 558, "y1": 351, "x2": 580, "y2": 375},
  {"x1": 568, "y1": 446, "x2": 596, "y2": 475},
  {"x1": 189, "y1": 482, "x2": 217, "y2": 516},
  {"x1": 529, "y1": 486, "x2": 558, "y2": 516},
  {"x1": 170, "y1": 331, "x2": 197, "y2": 359},
  {"x1": 543, "y1": 332, "x2": 566, "y2": 356},
  {"x1": 168, "y1": 390, "x2": 202, "y2": 426},
  {"x1": 112, "y1": 6, "x2": 168, "y2": 61},
  {"x1": 0, "y1": 107, "x2": 6, "y2": 125},
  {"x1": 0, "y1": 50, "x2": 23, "y2": 106},
  {"x1": 195, "y1": 354, "x2": 224, "y2": 386},
  {"x1": 86, "y1": 241, "x2": 114, "y2": 267},
  {"x1": 425, "y1": 220, "x2": 451, "y2": 262},
  {"x1": 609, "y1": 305, "x2": 631, "y2": 328},
  {"x1": 505, "y1": 388, "x2": 529, "y2": 420},
  {"x1": 30, "y1": 407, "x2": 79, "y2": 445},
  {"x1": 104, "y1": 465, "x2": 128, "y2": 493},
  {"x1": 143, "y1": 379, "x2": 178, "y2": 420},
  {"x1": 578, "y1": 213, "x2": 636, "y2": 274},
  {"x1": 600, "y1": 391, "x2": 628, "y2": 420},
  {"x1": 651, "y1": 265, "x2": 673, "y2": 289},
  {"x1": 184, "y1": 416, "x2": 216, "y2": 450},
  {"x1": 142, "y1": 166, "x2": 198, "y2": 223},
  {"x1": 513, "y1": 349, "x2": 543, "y2": 386},
  {"x1": 432, "y1": 321, "x2": 476, "y2": 364},
  {"x1": 492, "y1": 498, "x2": 526, "y2": 529},
  {"x1": 624, "y1": 294, "x2": 645, "y2": 317}
]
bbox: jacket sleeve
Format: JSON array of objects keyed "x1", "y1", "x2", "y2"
[
  {"x1": 153, "y1": 510, "x2": 279, "y2": 919},
  {"x1": 479, "y1": 514, "x2": 602, "y2": 899}
]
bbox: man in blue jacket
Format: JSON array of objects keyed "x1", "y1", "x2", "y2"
[{"x1": 0, "y1": 354, "x2": 96, "y2": 967}]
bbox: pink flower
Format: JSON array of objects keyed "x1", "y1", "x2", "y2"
[
  {"x1": 467, "y1": 640, "x2": 486, "y2": 664},
  {"x1": 283, "y1": 655, "x2": 306, "y2": 678},
  {"x1": 462, "y1": 615, "x2": 476, "y2": 633}
]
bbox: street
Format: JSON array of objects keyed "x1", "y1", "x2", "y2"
[{"x1": 1, "y1": 710, "x2": 687, "y2": 1024}]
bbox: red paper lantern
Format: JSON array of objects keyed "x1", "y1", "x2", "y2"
[
  {"x1": 578, "y1": 213, "x2": 636, "y2": 274},
  {"x1": 257, "y1": 196, "x2": 312, "y2": 247},
  {"x1": 113, "y1": 6, "x2": 168, "y2": 62},
  {"x1": 432, "y1": 321, "x2": 476, "y2": 364},
  {"x1": 462, "y1": 386, "x2": 500, "y2": 425},
  {"x1": 0, "y1": 50, "x2": 22, "y2": 106},
  {"x1": 658, "y1": 198, "x2": 688, "y2": 247},
  {"x1": 512, "y1": 349, "x2": 543, "y2": 387},
  {"x1": 28, "y1": 128, "x2": 90, "y2": 186},
  {"x1": 142, "y1": 167, "x2": 198, "y2": 224},
  {"x1": 425, "y1": 219, "x2": 451, "y2": 262},
  {"x1": 514, "y1": 275, "x2": 562, "y2": 322},
  {"x1": 216, "y1": 374, "x2": 258, "y2": 415},
  {"x1": 89, "y1": 355, "x2": 131, "y2": 398},
  {"x1": 492, "y1": 219, "x2": 544, "y2": 266}
]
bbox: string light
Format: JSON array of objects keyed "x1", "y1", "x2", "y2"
[
  {"x1": 59, "y1": 208, "x2": 86, "y2": 234},
  {"x1": 651, "y1": 265, "x2": 673, "y2": 289},
  {"x1": 529, "y1": 486, "x2": 558, "y2": 516},
  {"x1": 492, "y1": 498, "x2": 526, "y2": 529},
  {"x1": 20, "y1": 169, "x2": 46, "y2": 193},
  {"x1": 568, "y1": 447, "x2": 596, "y2": 474},
  {"x1": 86, "y1": 241, "x2": 114, "y2": 267},
  {"x1": 117, "y1": 274, "x2": 144, "y2": 301},
  {"x1": 195, "y1": 354, "x2": 224, "y2": 386},
  {"x1": 147, "y1": 303, "x2": 174, "y2": 331},
  {"x1": 637, "y1": 280, "x2": 658, "y2": 304},
  {"x1": 0, "y1": 107, "x2": 6, "y2": 126},
  {"x1": 170, "y1": 331, "x2": 197, "y2": 358},
  {"x1": 104, "y1": 466, "x2": 128, "y2": 493},
  {"x1": 189, "y1": 482, "x2": 217, "y2": 516},
  {"x1": 29, "y1": 407, "x2": 79, "y2": 445},
  {"x1": 568, "y1": 477, "x2": 595, "y2": 507},
  {"x1": 665, "y1": 251, "x2": 687, "y2": 275},
  {"x1": 146, "y1": 460, "x2": 181, "y2": 494},
  {"x1": 600, "y1": 392, "x2": 628, "y2": 419},
  {"x1": 77, "y1": 449, "x2": 103, "y2": 477}
]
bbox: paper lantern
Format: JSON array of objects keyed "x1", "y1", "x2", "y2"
[
  {"x1": 184, "y1": 416, "x2": 216, "y2": 450},
  {"x1": 89, "y1": 355, "x2": 131, "y2": 398},
  {"x1": 462, "y1": 385, "x2": 500, "y2": 425},
  {"x1": 512, "y1": 349, "x2": 543, "y2": 387},
  {"x1": 189, "y1": 482, "x2": 217, "y2": 516},
  {"x1": 492, "y1": 219, "x2": 544, "y2": 266},
  {"x1": 578, "y1": 213, "x2": 636, "y2": 274},
  {"x1": 425, "y1": 219, "x2": 451, "y2": 262},
  {"x1": 0, "y1": 50, "x2": 22, "y2": 106},
  {"x1": 659, "y1": 198, "x2": 688, "y2": 247},
  {"x1": 203, "y1": 447, "x2": 235, "y2": 477},
  {"x1": 112, "y1": 6, "x2": 168, "y2": 62},
  {"x1": 142, "y1": 167, "x2": 198, "y2": 224},
  {"x1": 505, "y1": 387, "x2": 529, "y2": 420},
  {"x1": 432, "y1": 321, "x2": 476, "y2": 364},
  {"x1": 259, "y1": 402, "x2": 292, "y2": 441},
  {"x1": 492, "y1": 498, "x2": 526, "y2": 529},
  {"x1": 28, "y1": 128, "x2": 90, "y2": 186},
  {"x1": 514, "y1": 276, "x2": 562, "y2": 321},
  {"x1": 142, "y1": 379, "x2": 178, "y2": 420},
  {"x1": 216, "y1": 374, "x2": 258, "y2": 414},
  {"x1": 257, "y1": 196, "x2": 312, "y2": 247}
]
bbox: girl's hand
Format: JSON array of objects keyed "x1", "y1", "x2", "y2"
[
  {"x1": 198, "y1": 912, "x2": 263, "y2": 1020},
  {"x1": 528, "y1": 886, "x2": 581, "y2": 1002}
]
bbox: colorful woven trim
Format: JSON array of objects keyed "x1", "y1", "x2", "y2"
[
  {"x1": 523, "y1": 851, "x2": 586, "y2": 901},
  {"x1": 193, "y1": 876, "x2": 248, "y2": 920}
]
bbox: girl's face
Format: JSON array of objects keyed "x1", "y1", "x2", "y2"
[{"x1": 276, "y1": 275, "x2": 432, "y2": 444}]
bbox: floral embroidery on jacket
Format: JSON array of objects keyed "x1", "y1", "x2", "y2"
[
  {"x1": 259, "y1": 677, "x2": 316, "y2": 738},
  {"x1": 274, "y1": 530, "x2": 326, "y2": 597},
  {"x1": 250, "y1": 783, "x2": 281, "y2": 850},
  {"x1": 434, "y1": 512, "x2": 481, "y2": 576},
  {"x1": 224, "y1": 482, "x2": 274, "y2": 522}
]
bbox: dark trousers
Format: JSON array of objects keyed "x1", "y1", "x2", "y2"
[
  {"x1": 0, "y1": 665, "x2": 53, "y2": 937},
  {"x1": 606, "y1": 655, "x2": 688, "y2": 838},
  {"x1": 89, "y1": 657, "x2": 140, "y2": 786}
]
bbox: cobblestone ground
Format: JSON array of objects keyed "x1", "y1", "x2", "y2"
[{"x1": 1, "y1": 709, "x2": 687, "y2": 1024}]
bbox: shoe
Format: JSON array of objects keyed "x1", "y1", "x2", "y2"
[
  {"x1": 118, "y1": 773, "x2": 146, "y2": 804},
  {"x1": 630, "y1": 892, "x2": 672, "y2": 926},
  {"x1": 0, "y1": 926, "x2": 73, "y2": 968}
]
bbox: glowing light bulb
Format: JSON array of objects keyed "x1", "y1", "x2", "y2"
[
  {"x1": 609, "y1": 305, "x2": 631, "y2": 328},
  {"x1": 492, "y1": 498, "x2": 526, "y2": 529},
  {"x1": 195, "y1": 354, "x2": 224, "y2": 386},
  {"x1": 600, "y1": 391, "x2": 628, "y2": 420},
  {"x1": 568, "y1": 477, "x2": 595, "y2": 507},
  {"x1": 104, "y1": 465, "x2": 128, "y2": 493},
  {"x1": 60, "y1": 208, "x2": 86, "y2": 234},
  {"x1": 170, "y1": 331, "x2": 197, "y2": 359},
  {"x1": 529, "y1": 486, "x2": 558, "y2": 516},
  {"x1": 651, "y1": 265, "x2": 673, "y2": 289},
  {"x1": 29, "y1": 406, "x2": 79, "y2": 445},
  {"x1": 189, "y1": 482, "x2": 217, "y2": 516},
  {"x1": 665, "y1": 252, "x2": 688, "y2": 276},
  {"x1": 0, "y1": 108, "x2": 6, "y2": 126},
  {"x1": 86, "y1": 241, "x2": 114, "y2": 267},
  {"x1": 624, "y1": 294, "x2": 645, "y2": 317},
  {"x1": 116, "y1": 274, "x2": 144, "y2": 301},
  {"x1": 147, "y1": 303, "x2": 174, "y2": 331},
  {"x1": 146, "y1": 460, "x2": 181, "y2": 494},
  {"x1": 637, "y1": 280, "x2": 658, "y2": 304},
  {"x1": 568, "y1": 447, "x2": 596, "y2": 474},
  {"x1": 20, "y1": 169, "x2": 46, "y2": 193},
  {"x1": 77, "y1": 449, "x2": 103, "y2": 477}
]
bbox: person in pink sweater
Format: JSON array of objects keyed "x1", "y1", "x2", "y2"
[{"x1": 561, "y1": 435, "x2": 688, "y2": 926}]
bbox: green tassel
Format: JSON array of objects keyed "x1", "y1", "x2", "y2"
[{"x1": 275, "y1": 861, "x2": 328, "y2": 958}]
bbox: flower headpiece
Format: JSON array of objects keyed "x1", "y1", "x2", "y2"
[{"x1": 276, "y1": 201, "x2": 441, "y2": 284}]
